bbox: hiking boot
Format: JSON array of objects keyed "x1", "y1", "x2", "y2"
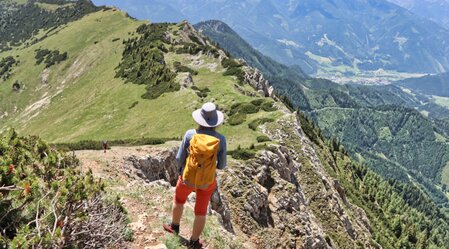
[
  {"x1": 187, "y1": 239, "x2": 203, "y2": 249},
  {"x1": 162, "y1": 223, "x2": 180, "y2": 234}
]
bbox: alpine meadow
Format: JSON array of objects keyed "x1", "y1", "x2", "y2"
[{"x1": 1, "y1": 0, "x2": 449, "y2": 248}]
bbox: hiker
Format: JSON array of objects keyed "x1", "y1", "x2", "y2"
[
  {"x1": 102, "y1": 140, "x2": 108, "y2": 153},
  {"x1": 163, "y1": 102, "x2": 227, "y2": 249}
]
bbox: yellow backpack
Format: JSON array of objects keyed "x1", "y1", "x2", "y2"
[{"x1": 182, "y1": 133, "x2": 220, "y2": 189}]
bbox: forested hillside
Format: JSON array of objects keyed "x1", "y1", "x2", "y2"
[
  {"x1": 196, "y1": 20, "x2": 449, "y2": 208},
  {"x1": 396, "y1": 73, "x2": 449, "y2": 97},
  {"x1": 0, "y1": 0, "x2": 102, "y2": 52}
]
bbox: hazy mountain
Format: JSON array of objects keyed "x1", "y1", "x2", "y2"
[
  {"x1": 388, "y1": 0, "x2": 449, "y2": 29},
  {"x1": 194, "y1": 20, "x2": 308, "y2": 80},
  {"x1": 93, "y1": 0, "x2": 449, "y2": 75},
  {"x1": 396, "y1": 72, "x2": 449, "y2": 97}
]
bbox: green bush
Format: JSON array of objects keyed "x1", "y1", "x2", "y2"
[
  {"x1": 129, "y1": 101, "x2": 139, "y2": 109},
  {"x1": 250, "y1": 99, "x2": 265, "y2": 106},
  {"x1": 221, "y1": 58, "x2": 241, "y2": 68},
  {"x1": 0, "y1": 130, "x2": 129, "y2": 247},
  {"x1": 228, "y1": 113, "x2": 246, "y2": 126},
  {"x1": 52, "y1": 137, "x2": 173, "y2": 151},
  {"x1": 116, "y1": 23, "x2": 179, "y2": 99},
  {"x1": 0, "y1": 56, "x2": 17, "y2": 80},
  {"x1": 175, "y1": 43, "x2": 218, "y2": 56},
  {"x1": 12, "y1": 80, "x2": 21, "y2": 91},
  {"x1": 261, "y1": 101, "x2": 277, "y2": 112},
  {"x1": 192, "y1": 86, "x2": 210, "y2": 98},
  {"x1": 228, "y1": 147, "x2": 255, "y2": 160},
  {"x1": 229, "y1": 102, "x2": 259, "y2": 116},
  {"x1": 221, "y1": 58, "x2": 245, "y2": 84},
  {"x1": 223, "y1": 67, "x2": 245, "y2": 84},
  {"x1": 250, "y1": 99, "x2": 277, "y2": 112},
  {"x1": 173, "y1": 61, "x2": 198, "y2": 75},
  {"x1": 35, "y1": 48, "x2": 68, "y2": 68},
  {"x1": 257, "y1": 135, "x2": 271, "y2": 143},
  {"x1": 248, "y1": 118, "x2": 275, "y2": 131},
  {"x1": 238, "y1": 103, "x2": 259, "y2": 114}
]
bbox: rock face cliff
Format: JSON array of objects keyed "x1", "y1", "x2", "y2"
[{"x1": 219, "y1": 111, "x2": 377, "y2": 248}]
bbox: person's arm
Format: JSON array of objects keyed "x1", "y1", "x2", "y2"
[
  {"x1": 217, "y1": 136, "x2": 227, "y2": 170},
  {"x1": 176, "y1": 130, "x2": 192, "y2": 173}
]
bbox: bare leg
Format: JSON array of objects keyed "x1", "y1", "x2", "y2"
[
  {"x1": 172, "y1": 201, "x2": 184, "y2": 225},
  {"x1": 191, "y1": 215, "x2": 206, "y2": 241}
]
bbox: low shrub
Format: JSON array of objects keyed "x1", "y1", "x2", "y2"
[
  {"x1": 0, "y1": 130, "x2": 130, "y2": 248},
  {"x1": 192, "y1": 86, "x2": 210, "y2": 98},
  {"x1": 250, "y1": 99, "x2": 265, "y2": 106},
  {"x1": 116, "y1": 23, "x2": 178, "y2": 100},
  {"x1": 223, "y1": 67, "x2": 245, "y2": 84},
  {"x1": 228, "y1": 147, "x2": 255, "y2": 160},
  {"x1": 229, "y1": 102, "x2": 258, "y2": 116},
  {"x1": 248, "y1": 118, "x2": 275, "y2": 131},
  {"x1": 35, "y1": 48, "x2": 68, "y2": 68},
  {"x1": 52, "y1": 137, "x2": 174, "y2": 151},
  {"x1": 221, "y1": 58, "x2": 245, "y2": 84},
  {"x1": 173, "y1": 61, "x2": 198, "y2": 75},
  {"x1": 228, "y1": 113, "x2": 246, "y2": 126},
  {"x1": 261, "y1": 101, "x2": 277, "y2": 112},
  {"x1": 257, "y1": 135, "x2": 271, "y2": 143},
  {"x1": 12, "y1": 80, "x2": 21, "y2": 91},
  {"x1": 128, "y1": 101, "x2": 139, "y2": 109},
  {"x1": 0, "y1": 56, "x2": 17, "y2": 80},
  {"x1": 221, "y1": 58, "x2": 241, "y2": 69},
  {"x1": 238, "y1": 103, "x2": 259, "y2": 114}
]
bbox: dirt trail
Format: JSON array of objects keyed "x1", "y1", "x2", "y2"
[{"x1": 75, "y1": 145, "x2": 211, "y2": 249}]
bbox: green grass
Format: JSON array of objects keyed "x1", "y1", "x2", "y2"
[
  {"x1": 5, "y1": 0, "x2": 28, "y2": 4},
  {"x1": 0, "y1": 9, "x2": 281, "y2": 151},
  {"x1": 34, "y1": 2, "x2": 74, "y2": 11},
  {"x1": 442, "y1": 162, "x2": 449, "y2": 186},
  {"x1": 432, "y1": 95, "x2": 449, "y2": 109}
]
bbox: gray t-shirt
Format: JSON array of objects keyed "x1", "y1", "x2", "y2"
[{"x1": 176, "y1": 129, "x2": 227, "y2": 173}]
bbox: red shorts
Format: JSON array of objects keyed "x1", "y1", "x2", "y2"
[{"x1": 174, "y1": 176, "x2": 217, "y2": 216}]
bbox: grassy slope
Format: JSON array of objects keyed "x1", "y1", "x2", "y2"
[
  {"x1": 432, "y1": 95, "x2": 449, "y2": 109},
  {"x1": 442, "y1": 162, "x2": 449, "y2": 186},
  {"x1": 0, "y1": 9, "x2": 280, "y2": 150}
]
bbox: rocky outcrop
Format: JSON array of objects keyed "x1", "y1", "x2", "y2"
[
  {"x1": 177, "y1": 72, "x2": 194, "y2": 89},
  {"x1": 40, "y1": 68, "x2": 50, "y2": 84},
  {"x1": 210, "y1": 188, "x2": 234, "y2": 233},
  {"x1": 165, "y1": 20, "x2": 210, "y2": 46},
  {"x1": 243, "y1": 67, "x2": 275, "y2": 98},
  {"x1": 123, "y1": 146, "x2": 235, "y2": 233},
  {"x1": 124, "y1": 147, "x2": 179, "y2": 186},
  {"x1": 217, "y1": 112, "x2": 378, "y2": 248},
  {"x1": 220, "y1": 145, "x2": 331, "y2": 248}
]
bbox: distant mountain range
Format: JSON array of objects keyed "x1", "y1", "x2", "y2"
[
  {"x1": 388, "y1": 0, "x2": 449, "y2": 29},
  {"x1": 93, "y1": 0, "x2": 449, "y2": 75}
]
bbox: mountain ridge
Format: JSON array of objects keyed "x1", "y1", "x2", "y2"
[{"x1": 93, "y1": 0, "x2": 449, "y2": 75}]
